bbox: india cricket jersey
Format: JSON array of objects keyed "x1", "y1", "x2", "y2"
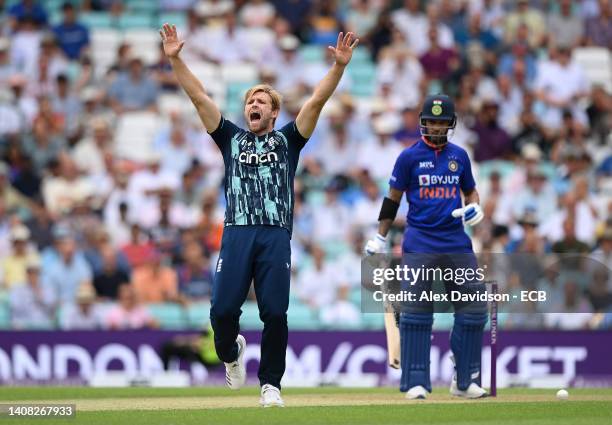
[
  {"x1": 209, "y1": 117, "x2": 308, "y2": 234},
  {"x1": 389, "y1": 139, "x2": 476, "y2": 253}
]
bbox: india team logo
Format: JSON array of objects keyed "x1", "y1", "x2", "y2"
[
  {"x1": 431, "y1": 100, "x2": 443, "y2": 116},
  {"x1": 448, "y1": 160, "x2": 458, "y2": 172}
]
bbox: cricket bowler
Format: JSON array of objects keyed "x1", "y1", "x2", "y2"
[
  {"x1": 365, "y1": 94, "x2": 488, "y2": 399},
  {"x1": 160, "y1": 24, "x2": 358, "y2": 407}
]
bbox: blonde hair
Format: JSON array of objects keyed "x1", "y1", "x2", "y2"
[{"x1": 243, "y1": 84, "x2": 283, "y2": 112}]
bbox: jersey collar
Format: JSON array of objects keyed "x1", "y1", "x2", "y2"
[{"x1": 420, "y1": 137, "x2": 445, "y2": 152}]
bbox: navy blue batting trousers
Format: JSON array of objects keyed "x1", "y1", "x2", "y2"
[{"x1": 209, "y1": 225, "x2": 291, "y2": 389}]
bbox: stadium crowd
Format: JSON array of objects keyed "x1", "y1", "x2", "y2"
[{"x1": 0, "y1": 0, "x2": 610, "y2": 331}]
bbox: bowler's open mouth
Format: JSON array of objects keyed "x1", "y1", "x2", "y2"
[{"x1": 249, "y1": 112, "x2": 261, "y2": 122}]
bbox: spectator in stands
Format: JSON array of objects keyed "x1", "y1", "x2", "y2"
[
  {"x1": 346, "y1": 0, "x2": 380, "y2": 38},
  {"x1": 314, "y1": 104, "x2": 355, "y2": 177},
  {"x1": 547, "y1": 0, "x2": 584, "y2": 48},
  {"x1": 59, "y1": 282, "x2": 105, "y2": 329},
  {"x1": 131, "y1": 250, "x2": 178, "y2": 303},
  {"x1": 149, "y1": 42, "x2": 179, "y2": 92},
  {"x1": 92, "y1": 244, "x2": 129, "y2": 300},
  {"x1": 309, "y1": 1, "x2": 345, "y2": 46},
  {"x1": 194, "y1": 191, "x2": 224, "y2": 253},
  {"x1": 454, "y1": 12, "x2": 499, "y2": 51},
  {"x1": 0, "y1": 38, "x2": 16, "y2": 86},
  {"x1": 311, "y1": 179, "x2": 351, "y2": 244},
  {"x1": 7, "y1": 150, "x2": 41, "y2": 200},
  {"x1": 498, "y1": 39, "x2": 537, "y2": 84},
  {"x1": 419, "y1": 25, "x2": 459, "y2": 83},
  {"x1": 159, "y1": 126, "x2": 193, "y2": 176},
  {"x1": 24, "y1": 202, "x2": 54, "y2": 250},
  {"x1": 53, "y1": 2, "x2": 90, "y2": 61},
  {"x1": 320, "y1": 284, "x2": 361, "y2": 327},
  {"x1": 121, "y1": 224, "x2": 156, "y2": 268},
  {"x1": 106, "y1": 284, "x2": 157, "y2": 330},
  {"x1": 504, "y1": 0, "x2": 546, "y2": 48},
  {"x1": 296, "y1": 244, "x2": 343, "y2": 310},
  {"x1": 534, "y1": 46, "x2": 590, "y2": 132},
  {"x1": 272, "y1": 0, "x2": 312, "y2": 38},
  {"x1": 176, "y1": 240, "x2": 213, "y2": 301},
  {"x1": 585, "y1": 0, "x2": 612, "y2": 47},
  {"x1": 108, "y1": 57, "x2": 158, "y2": 114},
  {"x1": 42, "y1": 154, "x2": 95, "y2": 217},
  {"x1": 586, "y1": 267, "x2": 611, "y2": 312},
  {"x1": 471, "y1": 99, "x2": 512, "y2": 162},
  {"x1": 71, "y1": 117, "x2": 113, "y2": 176},
  {"x1": 206, "y1": 12, "x2": 254, "y2": 64},
  {"x1": 391, "y1": 0, "x2": 426, "y2": 53},
  {"x1": 51, "y1": 74, "x2": 82, "y2": 140},
  {"x1": 238, "y1": 0, "x2": 276, "y2": 28},
  {"x1": 356, "y1": 113, "x2": 404, "y2": 180},
  {"x1": 7, "y1": 0, "x2": 48, "y2": 30},
  {"x1": 264, "y1": 35, "x2": 305, "y2": 94},
  {"x1": 586, "y1": 85, "x2": 612, "y2": 145},
  {"x1": 1, "y1": 224, "x2": 40, "y2": 290},
  {"x1": 0, "y1": 162, "x2": 31, "y2": 212},
  {"x1": 41, "y1": 226, "x2": 92, "y2": 304},
  {"x1": 9, "y1": 258, "x2": 55, "y2": 329},
  {"x1": 544, "y1": 281, "x2": 593, "y2": 329},
  {"x1": 551, "y1": 217, "x2": 591, "y2": 253}
]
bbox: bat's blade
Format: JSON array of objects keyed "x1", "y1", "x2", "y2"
[{"x1": 384, "y1": 311, "x2": 400, "y2": 369}]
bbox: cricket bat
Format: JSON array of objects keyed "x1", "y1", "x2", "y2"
[{"x1": 384, "y1": 308, "x2": 400, "y2": 369}]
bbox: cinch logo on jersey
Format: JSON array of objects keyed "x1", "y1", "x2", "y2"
[{"x1": 238, "y1": 151, "x2": 279, "y2": 165}]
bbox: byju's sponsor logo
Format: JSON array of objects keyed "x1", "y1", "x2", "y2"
[
  {"x1": 418, "y1": 174, "x2": 459, "y2": 186},
  {"x1": 418, "y1": 175, "x2": 431, "y2": 186}
]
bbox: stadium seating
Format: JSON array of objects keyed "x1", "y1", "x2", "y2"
[
  {"x1": 114, "y1": 112, "x2": 163, "y2": 162},
  {"x1": 572, "y1": 47, "x2": 612, "y2": 93},
  {"x1": 147, "y1": 303, "x2": 188, "y2": 329}
]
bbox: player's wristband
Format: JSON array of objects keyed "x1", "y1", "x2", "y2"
[{"x1": 378, "y1": 197, "x2": 400, "y2": 221}]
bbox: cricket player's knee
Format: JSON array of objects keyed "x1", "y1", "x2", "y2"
[
  {"x1": 259, "y1": 310, "x2": 287, "y2": 325},
  {"x1": 400, "y1": 312, "x2": 433, "y2": 327},
  {"x1": 454, "y1": 312, "x2": 487, "y2": 328}
]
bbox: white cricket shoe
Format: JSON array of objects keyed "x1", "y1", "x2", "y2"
[
  {"x1": 225, "y1": 334, "x2": 246, "y2": 390},
  {"x1": 450, "y1": 376, "x2": 487, "y2": 399},
  {"x1": 260, "y1": 384, "x2": 284, "y2": 407},
  {"x1": 405, "y1": 385, "x2": 428, "y2": 400}
]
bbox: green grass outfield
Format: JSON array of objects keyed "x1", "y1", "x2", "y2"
[{"x1": 0, "y1": 387, "x2": 610, "y2": 425}]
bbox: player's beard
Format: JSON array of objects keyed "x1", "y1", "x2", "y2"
[{"x1": 427, "y1": 131, "x2": 448, "y2": 147}]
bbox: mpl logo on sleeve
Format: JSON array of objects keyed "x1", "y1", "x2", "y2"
[{"x1": 419, "y1": 161, "x2": 434, "y2": 169}]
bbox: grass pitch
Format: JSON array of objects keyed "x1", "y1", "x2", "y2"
[{"x1": 0, "y1": 387, "x2": 610, "y2": 425}]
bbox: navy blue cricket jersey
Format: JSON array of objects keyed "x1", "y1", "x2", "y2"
[
  {"x1": 389, "y1": 139, "x2": 476, "y2": 253},
  {"x1": 209, "y1": 116, "x2": 308, "y2": 235}
]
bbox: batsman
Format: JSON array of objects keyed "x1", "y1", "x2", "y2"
[{"x1": 365, "y1": 94, "x2": 488, "y2": 399}]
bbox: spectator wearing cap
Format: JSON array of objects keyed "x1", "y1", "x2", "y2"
[
  {"x1": 52, "y1": 2, "x2": 90, "y2": 61},
  {"x1": 59, "y1": 283, "x2": 105, "y2": 329},
  {"x1": 108, "y1": 57, "x2": 158, "y2": 114},
  {"x1": 471, "y1": 99, "x2": 513, "y2": 162},
  {"x1": 546, "y1": 0, "x2": 584, "y2": 48},
  {"x1": 105, "y1": 284, "x2": 157, "y2": 330},
  {"x1": 71, "y1": 117, "x2": 113, "y2": 176},
  {"x1": 585, "y1": 0, "x2": 612, "y2": 47},
  {"x1": 264, "y1": 35, "x2": 305, "y2": 94},
  {"x1": 41, "y1": 154, "x2": 95, "y2": 217},
  {"x1": 130, "y1": 250, "x2": 178, "y2": 304},
  {"x1": 511, "y1": 168, "x2": 558, "y2": 226},
  {"x1": 1, "y1": 224, "x2": 40, "y2": 290},
  {"x1": 9, "y1": 257, "x2": 55, "y2": 329},
  {"x1": 356, "y1": 113, "x2": 404, "y2": 180},
  {"x1": 40, "y1": 226, "x2": 92, "y2": 304}
]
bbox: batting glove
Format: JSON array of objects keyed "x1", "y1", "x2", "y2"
[
  {"x1": 364, "y1": 234, "x2": 387, "y2": 256},
  {"x1": 451, "y1": 203, "x2": 484, "y2": 226}
]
